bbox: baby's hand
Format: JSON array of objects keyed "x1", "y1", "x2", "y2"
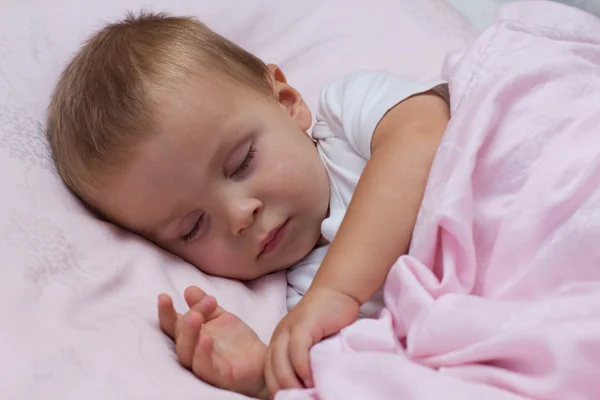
[
  {"x1": 158, "y1": 286, "x2": 268, "y2": 399},
  {"x1": 265, "y1": 287, "x2": 360, "y2": 397}
]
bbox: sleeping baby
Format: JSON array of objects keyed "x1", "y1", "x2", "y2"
[{"x1": 46, "y1": 12, "x2": 449, "y2": 399}]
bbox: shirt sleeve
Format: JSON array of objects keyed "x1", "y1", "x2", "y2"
[{"x1": 312, "y1": 70, "x2": 449, "y2": 160}]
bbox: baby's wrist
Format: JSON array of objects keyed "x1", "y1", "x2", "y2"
[
  {"x1": 309, "y1": 283, "x2": 361, "y2": 305},
  {"x1": 305, "y1": 285, "x2": 362, "y2": 316}
]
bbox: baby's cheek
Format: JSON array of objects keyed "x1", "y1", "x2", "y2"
[{"x1": 191, "y1": 238, "x2": 242, "y2": 277}]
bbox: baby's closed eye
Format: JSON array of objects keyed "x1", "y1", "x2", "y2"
[{"x1": 181, "y1": 211, "x2": 207, "y2": 243}]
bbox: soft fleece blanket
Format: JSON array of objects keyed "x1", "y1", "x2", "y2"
[{"x1": 279, "y1": 2, "x2": 600, "y2": 399}]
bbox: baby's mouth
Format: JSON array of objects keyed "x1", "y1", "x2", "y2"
[{"x1": 258, "y1": 218, "x2": 290, "y2": 258}]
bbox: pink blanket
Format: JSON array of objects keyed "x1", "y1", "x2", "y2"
[{"x1": 279, "y1": 2, "x2": 600, "y2": 399}]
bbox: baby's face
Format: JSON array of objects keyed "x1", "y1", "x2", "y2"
[{"x1": 94, "y1": 69, "x2": 330, "y2": 280}]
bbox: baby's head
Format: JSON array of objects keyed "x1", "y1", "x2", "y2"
[{"x1": 47, "y1": 12, "x2": 330, "y2": 280}]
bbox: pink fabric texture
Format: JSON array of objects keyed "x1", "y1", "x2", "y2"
[
  {"x1": 0, "y1": 0, "x2": 474, "y2": 398},
  {"x1": 278, "y1": 2, "x2": 600, "y2": 400}
]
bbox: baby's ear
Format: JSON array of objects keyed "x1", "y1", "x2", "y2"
[
  {"x1": 267, "y1": 64, "x2": 312, "y2": 131},
  {"x1": 267, "y1": 63, "x2": 287, "y2": 84}
]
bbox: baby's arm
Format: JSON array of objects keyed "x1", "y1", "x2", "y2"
[
  {"x1": 265, "y1": 88, "x2": 449, "y2": 396},
  {"x1": 158, "y1": 286, "x2": 269, "y2": 399},
  {"x1": 312, "y1": 89, "x2": 449, "y2": 306}
]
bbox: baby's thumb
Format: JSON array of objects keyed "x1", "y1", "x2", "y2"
[
  {"x1": 184, "y1": 285, "x2": 207, "y2": 308},
  {"x1": 158, "y1": 294, "x2": 180, "y2": 339}
]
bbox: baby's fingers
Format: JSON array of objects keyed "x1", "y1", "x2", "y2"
[
  {"x1": 176, "y1": 311, "x2": 204, "y2": 369},
  {"x1": 264, "y1": 346, "x2": 280, "y2": 397},
  {"x1": 197, "y1": 295, "x2": 224, "y2": 320},
  {"x1": 158, "y1": 294, "x2": 180, "y2": 339},
  {"x1": 191, "y1": 335, "x2": 224, "y2": 386},
  {"x1": 269, "y1": 332, "x2": 303, "y2": 394},
  {"x1": 184, "y1": 286, "x2": 208, "y2": 308},
  {"x1": 289, "y1": 331, "x2": 314, "y2": 388},
  {"x1": 185, "y1": 286, "x2": 225, "y2": 322}
]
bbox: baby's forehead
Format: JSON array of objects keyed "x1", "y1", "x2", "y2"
[
  {"x1": 156, "y1": 73, "x2": 252, "y2": 114},
  {"x1": 153, "y1": 75, "x2": 272, "y2": 133}
]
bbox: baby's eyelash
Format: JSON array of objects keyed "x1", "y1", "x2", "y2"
[
  {"x1": 232, "y1": 146, "x2": 256, "y2": 177},
  {"x1": 181, "y1": 214, "x2": 205, "y2": 243}
]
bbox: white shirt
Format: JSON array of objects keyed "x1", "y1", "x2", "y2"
[{"x1": 286, "y1": 70, "x2": 449, "y2": 317}]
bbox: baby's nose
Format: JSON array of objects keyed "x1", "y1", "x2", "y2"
[{"x1": 228, "y1": 198, "x2": 262, "y2": 236}]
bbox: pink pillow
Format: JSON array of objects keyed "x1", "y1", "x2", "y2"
[{"x1": 0, "y1": 1, "x2": 475, "y2": 399}]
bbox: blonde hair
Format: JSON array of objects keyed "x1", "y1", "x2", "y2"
[{"x1": 47, "y1": 11, "x2": 271, "y2": 204}]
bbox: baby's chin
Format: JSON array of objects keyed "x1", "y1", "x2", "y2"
[
  {"x1": 270, "y1": 240, "x2": 321, "y2": 275},
  {"x1": 241, "y1": 251, "x2": 311, "y2": 281},
  {"x1": 199, "y1": 261, "x2": 290, "y2": 282}
]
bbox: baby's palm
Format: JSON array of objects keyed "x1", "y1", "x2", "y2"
[
  {"x1": 158, "y1": 287, "x2": 267, "y2": 398},
  {"x1": 200, "y1": 307, "x2": 267, "y2": 395}
]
